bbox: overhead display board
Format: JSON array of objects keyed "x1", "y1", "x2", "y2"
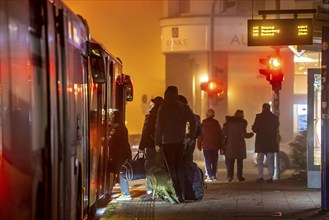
[{"x1": 247, "y1": 18, "x2": 313, "y2": 46}]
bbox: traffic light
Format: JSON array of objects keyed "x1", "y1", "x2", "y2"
[
  {"x1": 268, "y1": 56, "x2": 283, "y2": 90},
  {"x1": 259, "y1": 57, "x2": 271, "y2": 81},
  {"x1": 200, "y1": 79, "x2": 224, "y2": 97},
  {"x1": 259, "y1": 55, "x2": 284, "y2": 91}
]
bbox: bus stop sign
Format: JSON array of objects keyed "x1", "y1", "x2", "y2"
[{"x1": 247, "y1": 18, "x2": 313, "y2": 46}]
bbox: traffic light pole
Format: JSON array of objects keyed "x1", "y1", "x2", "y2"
[
  {"x1": 258, "y1": 49, "x2": 282, "y2": 181},
  {"x1": 272, "y1": 89, "x2": 280, "y2": 180},
  {"x1": 272, "y1": 44, "x2": 281, "y2": 180}
]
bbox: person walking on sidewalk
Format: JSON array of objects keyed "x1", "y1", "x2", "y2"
[
  {"x1": 197, "y1": 109, "x2": 222, "y2": 182},
  {"x1": 138, "y1": 96, "x2": 163, "y2": 201},
  {"x1": 252, "y1": 103, "x2": 279, "y2": 183},
  {"x1": 108, "y1": 110, "x2": 132, "y2": 201},
  {"x1": 155, "y1": 86, "x2": 197, "y2": 202},
  {"x1": 222, "y1": 110, "x2": 253, "y2": 182}
]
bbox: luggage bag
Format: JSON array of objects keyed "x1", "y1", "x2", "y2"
[
  {"x1": 146, "y1": 150, "x2": 180, "y2": 204},
  {"x1": 146, "y1": 165, "x2": 180, "y2": 204},
  {"x1": 120, "y1": 152, "x2": 146, "y2": 181},
  {"x1": 183, "y1": 161, "x2": 206, "y2": 200}
]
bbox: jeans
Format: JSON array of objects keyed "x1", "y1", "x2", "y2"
[
  {"x1": 203, "y1": 149, "x2": 218, "y2": 178},
  {"x1": 119, "y1": 175, "x2": 130, "y2": 196},
  {"x1": 257, "y1": 152, "x2": 275, "y2": 179}
]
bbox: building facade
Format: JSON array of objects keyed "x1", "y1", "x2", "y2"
[{"x1": 160, "y1": 0, "x2": 321, "y2": 153}]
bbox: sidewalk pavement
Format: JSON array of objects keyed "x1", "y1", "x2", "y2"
[{"x1": 97, "y1": 161, "x2": 327, "y2": 220}]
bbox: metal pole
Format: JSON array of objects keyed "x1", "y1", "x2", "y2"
[
  {"x1": 272, "y1": 0, "x2": 281, "y2": 181},
  {"x1": 272, "y1": 41, "x2": 281, "y2": 180},
  {"x1": 210, "y1": 0, "x2": 217, "y2": 67},
  {"x1": 321, "y1": 25, "x2": 329, "y2": 212},
  {"x1": 208, "y1": 0, "x2": 218, "y2": 109},
  {"x1": 272, "y1": 89, "x2": 280, "y2": 180}
]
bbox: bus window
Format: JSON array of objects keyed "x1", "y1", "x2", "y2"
[
  {"x1": 124, "y1": 75, "x2": 134, "y2": 102},
  {"x1": 89, "y1": 44, "x2": 106, "y2": 83}
]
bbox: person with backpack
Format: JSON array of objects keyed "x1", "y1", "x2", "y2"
[{"x1": 155, "y1": 86, "x2": 197, "y2": 202}]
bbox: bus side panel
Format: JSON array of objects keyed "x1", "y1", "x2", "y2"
[
  {"x1": 0, "y1": 0, "x2": 49, "y2": 219},
  {"x1": 47, "y1": 2, "x2": 60, "y2": 220},
  {"x1": 60, "y1": 4, "x2": 89, "y2": 220}
]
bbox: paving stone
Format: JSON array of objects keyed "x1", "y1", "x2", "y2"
[{"x1": 98, "y1": 161, "x2": 326, "y2": 220}]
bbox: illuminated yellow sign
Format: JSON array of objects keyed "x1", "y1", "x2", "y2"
[{"x1": 248, "y1": 18, "x2": 313, "y2": 46}]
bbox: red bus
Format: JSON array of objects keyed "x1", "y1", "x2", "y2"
[{"x1": 0, "y1": 0, "x2": 133, "y2": 219}]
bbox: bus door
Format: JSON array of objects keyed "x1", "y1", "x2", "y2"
[{"x1": 56, "y1": 5, "x2": 89, "y2": 220}]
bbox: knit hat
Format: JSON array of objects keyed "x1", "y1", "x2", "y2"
[{"x1": 151, "y1": 96, "x2": 164, "y2": 106}]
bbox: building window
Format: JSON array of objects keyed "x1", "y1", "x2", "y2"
[
  {"x1": 294, "y1": 52, "x2": 320, "y2": 94},
  {"x1": 217, "y1": 0, "x2": 265, "y2": 16},
  {"x1": 180, "y1": 0, "x2": 190, "y2": 15}
]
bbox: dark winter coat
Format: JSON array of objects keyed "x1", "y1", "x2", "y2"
[
  {"x1": 252, "y1": 110, "x2": 279, "y2": 153},
  {"x1": 155, "y1": 87, "x2": 196, "y2": 146},
  {"x1": 185, "y1": 113, "x2": 202, "y2": 146},
  {"x1": 108, "y1": 121, "x2": 132, "y2": 173},
  {"x1": 198, "y1": 117, "x2": 222, "y2": 150},
  {"x1": 222, "y1": 116, "x2": 248, "y2": 159},
  {"x1": 139, "y1": 105, "x2": 160, "y2": 150},
  {"x1": 195, "y1": 114, "x2": 202, "y2": 139}
]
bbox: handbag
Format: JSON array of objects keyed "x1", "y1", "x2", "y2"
[{"x1": 120, "y1": 152, "x2": 146, "y2": 181}]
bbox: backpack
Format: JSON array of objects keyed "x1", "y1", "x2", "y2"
[
  {"x1": 146, "y1": 165, "x2": 180, "y2": 204},
  {"x1": 183, "y1": 162, "x2": 206, "y2": 200}
]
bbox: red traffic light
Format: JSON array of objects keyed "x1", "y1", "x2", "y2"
[
  {"x1": 200, "y1": 80, "x2": 224, "y2": 96},
  {"x1": 268, "y1": 56, "x2": 283, "y2": 90},
  {"x1": 259, "y1": 55, "x2": 284, "y2": 90},
  {"x1": 208, "y1": 81, "x2": 219, "y2": 91},
  {"x1": 260, "y1": 55, "x2": 282, "y2": 71},
  {"x1": 268, "y1": 56, "x2": 282, "y2": 71},
  {"x1": 259, "y1": 57, "x2": 270, "y2": 81}
]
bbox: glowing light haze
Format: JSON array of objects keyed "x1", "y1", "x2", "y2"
[{"x1": 64, "y1": 0, "x2": 165, "y2": 134}]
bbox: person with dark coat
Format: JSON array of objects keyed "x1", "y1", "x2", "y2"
[
  {"x1": 108, "y1": 110, "x2": 132, "y2": 201},
  {"x1": 138, "y1": 96, "x2": 163, "y2": 201},
  {"x1": 252, "y1": 103, "x2": 279, "y2": 183},
  {"x1": 178, "y1": 95, "x2": 202, "y2": 163},
  {"x1": 155, "y1": 86, "x2": 196, "y2": 202},
  {"x1": 222, "y1": 110, "x2": 253, "y2": 182},
  {"x1": 197, "y1": 109, "x2": 222, "y2": 181}
]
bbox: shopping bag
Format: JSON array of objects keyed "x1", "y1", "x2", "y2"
[{"x1": 120, "y1": 152, "x2": 146, "y2": 181}]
